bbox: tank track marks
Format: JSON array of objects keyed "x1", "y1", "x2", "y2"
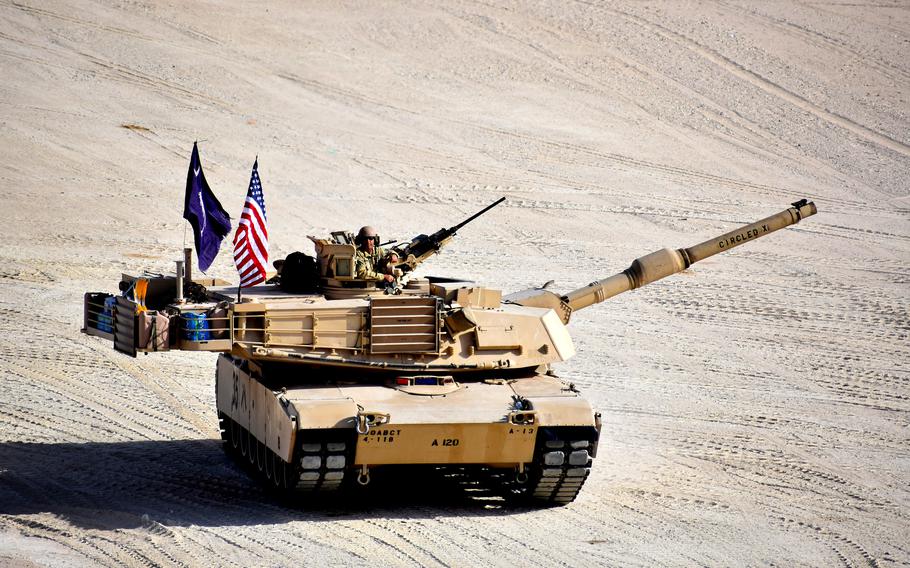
[
  {"x1": 508, "y1": 426, "x2": 597, "y2": 506},
  {"x1": 218, "y1": 413, "x2": 353, "y2": 493}
]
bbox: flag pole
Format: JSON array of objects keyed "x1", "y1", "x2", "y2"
[
  {"x1": 182, "y1": 140, "x2": 196, "y2": 254},
  {"x1": 181, "y1": 142, "x2": 192, "y2": 284}
]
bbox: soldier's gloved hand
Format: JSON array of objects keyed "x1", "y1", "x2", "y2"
[{"x1": 383, "y1": 274, "x2": 395, "y2": 283}]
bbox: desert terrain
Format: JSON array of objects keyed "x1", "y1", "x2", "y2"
[{"x1": 1, "y1": 0, "x2": 908, "y2": 566}]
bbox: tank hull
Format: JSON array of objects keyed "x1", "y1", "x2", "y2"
[{"x1": 215, "y1": 354, "x2": 600, "y2": 504}]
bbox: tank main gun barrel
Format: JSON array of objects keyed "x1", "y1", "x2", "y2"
[{"x1": 562, "y1": 200, "x2": 817, "y2": 312}]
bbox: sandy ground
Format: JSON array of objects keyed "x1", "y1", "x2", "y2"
[{"x1": 1, "y1": 0, "x2": 908, "y2": 566}]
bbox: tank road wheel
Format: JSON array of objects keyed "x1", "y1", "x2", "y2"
[
  {"x1": 246, "y1": 431, "x2": 257, "y2": 466},
  {"x1": 256, "y1": 440, "x2": 267, "y2": 473},
  {"x1": 219, "y1": 415, "x2": 296, "y2": 492},
  {"x1": 271, "y1": 453, "x2": 291, "y2": 490},
  {"x1": 264, "y1": 447, "x2": 275, "y2": 481},
  {"x1": 229, "y1": 418, "x2": 242, "y2": 453},
  {"x1": 224, "y1": 428, "x2": 353, "y2": 494},
  {"x1": 271, "y1": 453, "x2": 285, "y2": 489},
  {"x1": 239, "y1": 425, "x2": 250, "y2": 458}
]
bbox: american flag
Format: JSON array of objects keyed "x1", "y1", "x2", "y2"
[{"x1": 233, "y1": 159, "x2": 268, "y2": 288}]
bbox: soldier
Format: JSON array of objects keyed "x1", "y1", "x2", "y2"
[{"x1": 354, "y1": 226, "x2": 396, "y2": 283}]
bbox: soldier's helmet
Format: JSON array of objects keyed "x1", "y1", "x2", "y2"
[{"x1": 355, "y1": 226, "x2": 379, "y2": 246}]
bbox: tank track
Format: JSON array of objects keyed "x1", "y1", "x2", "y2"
[
  {"x1": 493, "y1": 427, "x2": 596, "y2": 506},
  {"x1": 528, "y1": 436, "x2": 593, "y2": 504},
  {"x1": 218, "y1": 415, "x2": 594, "y2": 504},
  {"x1": 297, "y1": 436, "x2": 350, "y2": 491},
  {"x1": 218, "y1": 413, "x2": 352, "y2": 493}
]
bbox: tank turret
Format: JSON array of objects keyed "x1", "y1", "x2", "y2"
[{"x1": 306, "y1": 197, "x2": 506, "y2": 299}]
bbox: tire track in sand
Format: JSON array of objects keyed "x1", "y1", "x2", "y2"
[
  {"x1": 588, "y1": 2, "x2": 910, "y2": 159},
  {"x1": 714, "y1": 0, "x2": 910, "y2": 83},
  {"x1": 8, "y1": 1, "x2": 154, "y2": 41}
]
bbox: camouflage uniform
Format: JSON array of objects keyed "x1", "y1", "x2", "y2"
[{"x1": 354, "y1": 247, "x2": 386, "y2": 281}]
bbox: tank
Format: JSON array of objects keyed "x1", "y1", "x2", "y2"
[{"x1": 82, "y1": 199, "x2": 818, "y2": 505}]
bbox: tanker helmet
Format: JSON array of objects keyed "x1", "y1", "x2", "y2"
[{"x1": 355, "y1": 226, "x2": 379, "y2": 246}]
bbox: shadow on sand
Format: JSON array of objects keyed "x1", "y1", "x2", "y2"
[{"x1": 0, "y1": 438, "x2": 536, "y2": 530}]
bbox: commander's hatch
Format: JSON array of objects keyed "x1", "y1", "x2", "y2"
[
  {"x1": 331, "y1": 230, "x2": 354, "y2": 244},
  {"x1": 309, "y1": 235, "x2": 356, "y2": 281}
]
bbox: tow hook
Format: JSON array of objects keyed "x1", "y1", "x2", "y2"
[
  {"x1": 357, "y1": 465, "x2": 371, "y2": 486},
  {"x1": 515, "y1": 463, "x2": 528, "y2": 484},
  {"x1": 356, "y1": 409, "x2": 390, "y2": 434}
]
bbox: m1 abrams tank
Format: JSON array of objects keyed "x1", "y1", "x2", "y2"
[{"x1": 82, "y1": 198, "x2": 817, "y2": 505}]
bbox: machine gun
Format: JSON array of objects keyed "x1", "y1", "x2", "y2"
[{"x1": 393, "y1": 197, "x2": 506, "y2": 273}]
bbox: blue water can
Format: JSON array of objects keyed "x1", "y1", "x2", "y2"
[
  {"x1": 183, "y1": 312, "x2": 211, "y2": 341},
  {"x1": 97, "y1": 296, "x2": 116, "y2": 333}
]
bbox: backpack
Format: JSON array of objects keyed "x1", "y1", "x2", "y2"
[{"x1": 279, "y1": 252, "x2": 319, "y2": 293}]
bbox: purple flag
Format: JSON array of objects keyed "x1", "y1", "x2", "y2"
[{"x1": 183, "y1": 142, "x2": 231, "y2": 272}]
